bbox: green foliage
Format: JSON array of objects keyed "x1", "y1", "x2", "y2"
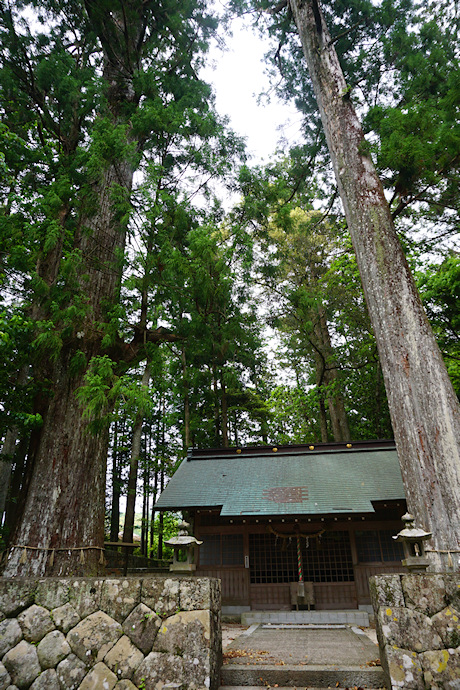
[
  {"x1": 267, "y1": 385, "x2": 319, "y2": 444},
  {"x1": 364, "y1": 9, "x2": 460, "y2": 234},
  {"x1": 87, "y1": 118, "x2": 138, "y2": 177},
  {"x1": 69, "y1": 350, "x2": 88, "y2": 377},
  {"x1": 418, "y1": 254, "x2": 460, "y2": 396},
  {"x1": 34, "y1": 323, "x2": 63, "y2": 360},
  {"x1": 2, "y1": 0, "x2": 459, "y2": 569},
  {"x1": 161, "y1": 220, "x2": 266, "y2": 448},
  {"x1": 100, "y1": 304, "x2": 126, "y2": 350},
  {"x1": 0, "y1": 0, "x2": 246, "y2": 441},
  {"x1": 0, "y1": 309, "x2": 37, "y2": 437},
  {"x1": 232, "y1": 0, "x2": 459, "y2": 249},
  {"x1": 236, "y1": 149, "x2": 394, "y2": 442},
  {"x1": 148, "y1": 512, "x2": 179, "y2": 560},
  {"x1": 77, "y1": 355, "x2": 123, "y2": 431}
]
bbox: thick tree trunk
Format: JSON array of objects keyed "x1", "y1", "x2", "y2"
[
  {"x1": 374, "y1": 363, "x2": 387, "y2": 438},
  {"x1": 3, "y1": 44, "x2": 138, "y2": 580},
  {"x1": 3, "y1": 160, "x2": 133, "y2": 577},
  {"x1": 2, "y1": 3, "x2": 183, "y2": 577},
  {"x1": 290, "y1": 0, "x2": 460, "y2": 568},
  {"x1": 325, "y1": 380, "x2": 349, "y2": 442},
  {"x1": 142, "y1": 424, "x2": 153, "y2": 557},
  {"x1": 3, "y1": 354, "x2": 108, "y2": 576}
]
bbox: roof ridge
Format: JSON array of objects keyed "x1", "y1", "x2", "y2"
[{"x1": 187, "y1": 440, "x2": 396, "y2": 460}]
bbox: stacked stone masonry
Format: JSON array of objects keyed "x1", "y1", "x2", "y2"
[
  {"x1": 370, "y1": 573, "x2": 460, "y2": 689},
  {"x1": 0, "y1": 576, "x2": 221, "y2": 690}
]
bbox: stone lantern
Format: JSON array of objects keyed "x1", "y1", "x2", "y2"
[
  {"x1": 164, "y1": 521, "x2": 202, "y2": 574},
  {"x1": 393, "y1": 513, "x2": 432, "y2": 573}
]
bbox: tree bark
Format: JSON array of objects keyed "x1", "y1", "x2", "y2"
[
  {"x1": 123, "y1": 365, "x2": 151, "y2": 544},
  {"x1": 3, "y1": 435, "x2": 28, "y2": 541},
  {"x1": 234, "y1": 411, "x2": 240, "y2": 447},
  {"x1": 212, "y1": 366, "x2": 221, "y2": 446},
  {"x1": 109, "y1": 420, "x2": 121, "y2": 543},
  {"x1": 320, "y1": 321, "x2": 350, "y2": 443},
  {"x1": 220, "y1": 371, "x2": 229, "y2": 448},
  {"x1": 317, "y1": 391, "x2": 329, "y2": 443},
  {"x1": 290, "y1": 0, "x2": 460, "y2": 567},
  {"x1": 150, "y1": 462, "x2": 158, "y2": 557},
  {"x1": 157, "y1": 398, "x2": 166, "y2": 560},
  {"x1": 2, "y1": 6, "x2": 143, "y2": 578},
  {"x1": 3, "y1": 354, "x2": 108, "y2": 576},
  {"x1": 157, "y1": 467, "x2": 164, "y2": 560},
  {"x1": 0, "y1": 430, "x2": 17, "y2": 526},
  {"x1": 311, "y1": 335, "x2": 330, "y2": 441},
  {"x1": 312, "y1": 306, "x2": 350, "y2": 442},
  {"x1": 181, "y1": 347, "x2": 191, "y2": 450},
  {"x1": 3, "y1": 179, "x2": 131, "y2": 576},
  {"x1": 141, "y1": 461, "x2": 149, "y2": 557},
  {"x1": 374, "y1": 363, "x2": 385, "y2": 439}
]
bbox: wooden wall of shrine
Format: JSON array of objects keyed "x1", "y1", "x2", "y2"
[{"x1": 193, "y1": 505, "x2": 405, "y2": 610}]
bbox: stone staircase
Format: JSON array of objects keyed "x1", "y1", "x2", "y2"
[
  {"x1": 220, "y1": 614, "x2": 386, "y2": 689},
  {"x1": 241, "y1": 609, "x2": 370, "y2": 626},
  {"x1": 220, "y1": 667, "x2": 385, "y2": 689}
]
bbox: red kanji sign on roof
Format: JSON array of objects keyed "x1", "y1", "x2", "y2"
[{"x1": 262, "y1": 487, "x2": 309, "y2": 503}]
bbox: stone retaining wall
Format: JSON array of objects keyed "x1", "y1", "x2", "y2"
[
  {"x1": 0, "y1": 576, "x2": 221, "y2": 690},
  {"x1": 370, "y1": 573, "x2": 460, "y2": 689}
]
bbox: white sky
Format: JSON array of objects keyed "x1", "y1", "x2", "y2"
[{"x1": 202, "y1": 17, "x2": 303, "y2": 164}]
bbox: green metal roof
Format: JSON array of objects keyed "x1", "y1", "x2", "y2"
[{"x1": 155, "y1": 442, "x2": 405, "y2": 516}]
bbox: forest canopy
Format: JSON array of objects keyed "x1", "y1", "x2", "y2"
[{"x1": 0, "y1": 0, "x2": 459, "y2": 575}]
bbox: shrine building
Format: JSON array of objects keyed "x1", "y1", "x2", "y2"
[{"x1": 154, "y1": 439, "x2": 406, "y2": 613}]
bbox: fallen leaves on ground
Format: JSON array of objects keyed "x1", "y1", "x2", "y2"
[
  {"x1": 223, "y1": 648, "x2": 268, "y2": 657},
  {"x1": 223, "y1": 648, "x2": 270, "y2": 664},
  {"x1": 365, "y1": 658, "x2": 381, "y2": 666}
]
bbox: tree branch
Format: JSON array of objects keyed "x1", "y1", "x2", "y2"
[
  {"x1": 108, "y1": 326, "x2": 182, "y2": 365},
  {"x1": 327, "y1": 21, "x2": 362, "y2": 47},
  {"x1": 266, "y1": 0, "x2": 288, "y2": 14}
]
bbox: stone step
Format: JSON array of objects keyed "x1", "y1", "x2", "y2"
[
  {"x1": 220, "y1": 686, "x2": 384, "y2": 690},
  {"x1": 221, "y1": 664, "x2": 385, "y2": 688},
  {"x1": 241, "y1": 610, "x2": 370, "y2": 626}
]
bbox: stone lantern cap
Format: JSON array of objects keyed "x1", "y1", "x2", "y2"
[
  {"x1": 393, "y1": 513, "x2": 432, "y2": 542},
  {"x1": 164, "y1": 520, "x2": 202, "y2": 548}
]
